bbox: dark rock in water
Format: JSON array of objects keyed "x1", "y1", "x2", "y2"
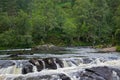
[
  {"x1": 29, "y1": 57, "x2": 64, "y2": 72},
  {"x1": 43, "y1": 58, "x2": 57, "y2": 69},
  {"x1": 13, "y1": 73, "x2": 71, "y2": 80},
  {"x1": 22, "y1": 62, "x2": 33, "y2": 74},
  {"x1": 58, "y1": 74, "x2": 71, "y2": 80},
  {"x1": 89, "y1": 66, "x2": 112, "y2": 80},
  {"x1": 13, "y1": 76, "x2": 24, "y2": 80},
  {"x1": 0, "y1": 60, "x2": 15, "y2": 68},
  {"x1": 37, "y1": 59, "x2": 44, "y2": 71},
  {"x1": 42, "y1": 57, "x2": 64, "y2": 69},
  {"x1": 29, "y1": 58, "x2": 38, "y2": 66},
  {"x1": 26, "y1": 75, "x2": 51, "y2": 80},
  {"x1": 29, "y1": 58, "x2": 44, "y2": 71},
  {"x1": 55, "y1": 58, "x2": 64, "y2": 68},
  {"x1": 9, "y1": 54, "x2": 18, "y2": 57},
  {"x1": 111, "y1": 68, "x2": 120, "y2": 77},
  {"x1": 82, "y1": 58, "x2": 93, "y2": 64},
  {"x1": 32, "y1": 44, "x2": 66, "y2": 52},
  {"x1": 79, "y1": 66, "x2": 113, "y2": 80}
]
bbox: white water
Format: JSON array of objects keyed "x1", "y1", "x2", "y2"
[{"x1": 0, "y1": 47, "x2": 120, "y2": 80}]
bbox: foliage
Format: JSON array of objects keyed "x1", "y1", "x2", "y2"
[
  {"x1": 115, "y1": 29, "x2": 120, "y2": 45},
  {"x1": 0, "y1": 0, "x2": 120, "y2": 48},
  {"x1": 116, "y1": 46, "x2": 120, "y2": 52}
]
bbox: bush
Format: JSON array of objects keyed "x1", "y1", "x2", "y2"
[
  {"x1": 0, "y1": 30, "x2": 33, "y2": 49},
  {"x1": 116, "y1": 46, "x2": 120, "y2": 52},
  {"x1": 115, "y1": 29, "x2": 120, "y2": 45}
]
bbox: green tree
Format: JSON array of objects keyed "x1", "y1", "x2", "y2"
[
  {"x1": 0, "y1": 13, "x2": 11, "y2": 33},
  {"x1": 13, "y1": 10, "x2": 32, "y2": 35},
  {"x1": 0, "y1": 0, "x2": 18, "y2": 16},
  {"x1": 63, "y1": 18, "x2": 77, "y2": 45},
  {"x1": 31, "y1": 0, "x2": 63, "y2": 44},
  {"x1": 115, "y1": 29, "x2": 120, "y2": 45}
]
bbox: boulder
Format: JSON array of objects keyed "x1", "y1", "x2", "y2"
[
  {"x1": 42, "y1": 57, "x2": 64, "y2": 69},
  {"x1": 82, "y1": 58, "x2": 93, "y2": 64},
  {"x1": 22, "y1": 62, "x2": 33, "y2": 74},
  {"x1": 29, "y1": 58, "x2": 44, "y2": 72},
  {"x1": 29, "y1": 57, "x2": 64, "y2": 72},
  {"x1": 13, "y1": 73, "x2": 71, "y2": 80},
  {"x1": 43, "y1": 58, "x2": 57, "y2": 69},
  {"x1": 0, "y1": 60, "x2": 15, "y2": 68},
  {"x1": 85, "y1": 66, "x2": 112, "y2": 80},
  {"x1": 79, "y1": 66, "x2": 120, "y2": 80}
]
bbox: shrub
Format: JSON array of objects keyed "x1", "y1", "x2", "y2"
[
  {"x1": 116, "y1": 46, "x2": 120, "y2": 52},
  {"x1": 115, "y1": 29, "x2": 120, "y2": 45}
]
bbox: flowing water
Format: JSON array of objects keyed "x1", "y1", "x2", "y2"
[{"x1": 0, "y1": 47, "x2": 120, "y2": 80}]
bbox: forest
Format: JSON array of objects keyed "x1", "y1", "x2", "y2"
[{"x1": 0, "y1": 0, "x2": 120, "y2": 49}]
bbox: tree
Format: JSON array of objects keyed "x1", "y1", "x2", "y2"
[
  {"x1": 0, "y1": 13, "x2": 11, "y2": 33},
  {"x1": 115, "y1": 29, "x2": 120, "y2": 45},
  {"x1": 73, "y1": 0, "x2": 94, "y2": 42},
  {"x1": 114, "y1": 5, "x2": 120, "y2": 30},
  {"x1": 63, "y1": 18, "x2": 77, "y2": 45},
  {"x1": 0, "y1": 0, "x2": 18, "y2": 16},
  {"x1": 31, "y1": 0, "x2": 63, "y2": 44},
  {"x1": 13, "y1": 10, "x2": 32, "y2": 35}
]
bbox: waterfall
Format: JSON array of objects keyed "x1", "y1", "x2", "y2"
[
  {"x1": 62, "y1": 59, "x2": 69, "y2": 67},
  {"x1": 41, "y1": 60, "x2": 45, "y2": 69},
  {"x1": 112, "y1": 71, "x2": 120, "y2": 80},
  {"x1": 53, "y1": 58, "x2": 60, "y2": 69},
  {"x1": 33, "y1": 66, "x2": 37, "y2": 72}
]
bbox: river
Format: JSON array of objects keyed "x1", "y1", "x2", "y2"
[{"x1": 0, "y1": 47, "x2": 120, "y2": 80}]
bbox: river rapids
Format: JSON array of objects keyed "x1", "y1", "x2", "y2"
[{"x1": 0, "y1": 47, "x2": 120, "y2": 80}]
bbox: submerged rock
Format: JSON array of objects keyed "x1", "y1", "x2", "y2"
[{"x1": 0, "y1": 60, "x2": 15, "y2": 68}]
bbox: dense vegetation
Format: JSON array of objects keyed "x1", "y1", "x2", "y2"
[{"x1": 0, "y1": 0, "x2": 120, "y2": 48}]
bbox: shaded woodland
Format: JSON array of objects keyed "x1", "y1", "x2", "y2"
[{"x1": 0, "y1": 0, "x2": 120, "y2": 48}]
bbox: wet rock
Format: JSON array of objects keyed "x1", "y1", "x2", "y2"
[
  {"x1": 12, "y1": 76, "x2": 24, "y2": 80},
  {"x1": 58, "y1": 74, "x2": 71, "y2": 80},
  {"x1": 79, "y1": 66, "x2": 113, "y2": 80},
  {"x1": 9, "y1": 54, "x2": 18, "y2": 57},
  {"x1": 29, "y1": 58, "x2": 44, "y2": 71},
  {"x1": 22, "y1": 62, "x2": 33, "y2": 74},
  {"x1": 89, "y1": 66, "x2": 112, "y2": 80},
  {"x1": 26, "y1": 76, "x2": 50, "y2": 80},
  {"x1": 13, "y1": 73, "x2": 71, "y2": 80},
  {"x1": 82, "y1": 58, "x2": 93, "y2": 64},
  {"x1": 29, "y1": 57, "x2": 64, "y2": 72},
  {"x1": 55, "y1": 58, "x2": 64, "y2": 68},
  {"x1": 111, "y1": 68, "x2": 120, "y2": 77},
  {"x1": 0, "y1": 60, "x2": 15, "y2": 68},
  {"x1": 43, "y1": 58, "x2": 57, "y2": 69},
  {"x1": 32, "y1": 44, "x2": 66, "y2": 52},
  {"x1": 42, "y1": 57, "x2": 64, "y2": 69}
]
